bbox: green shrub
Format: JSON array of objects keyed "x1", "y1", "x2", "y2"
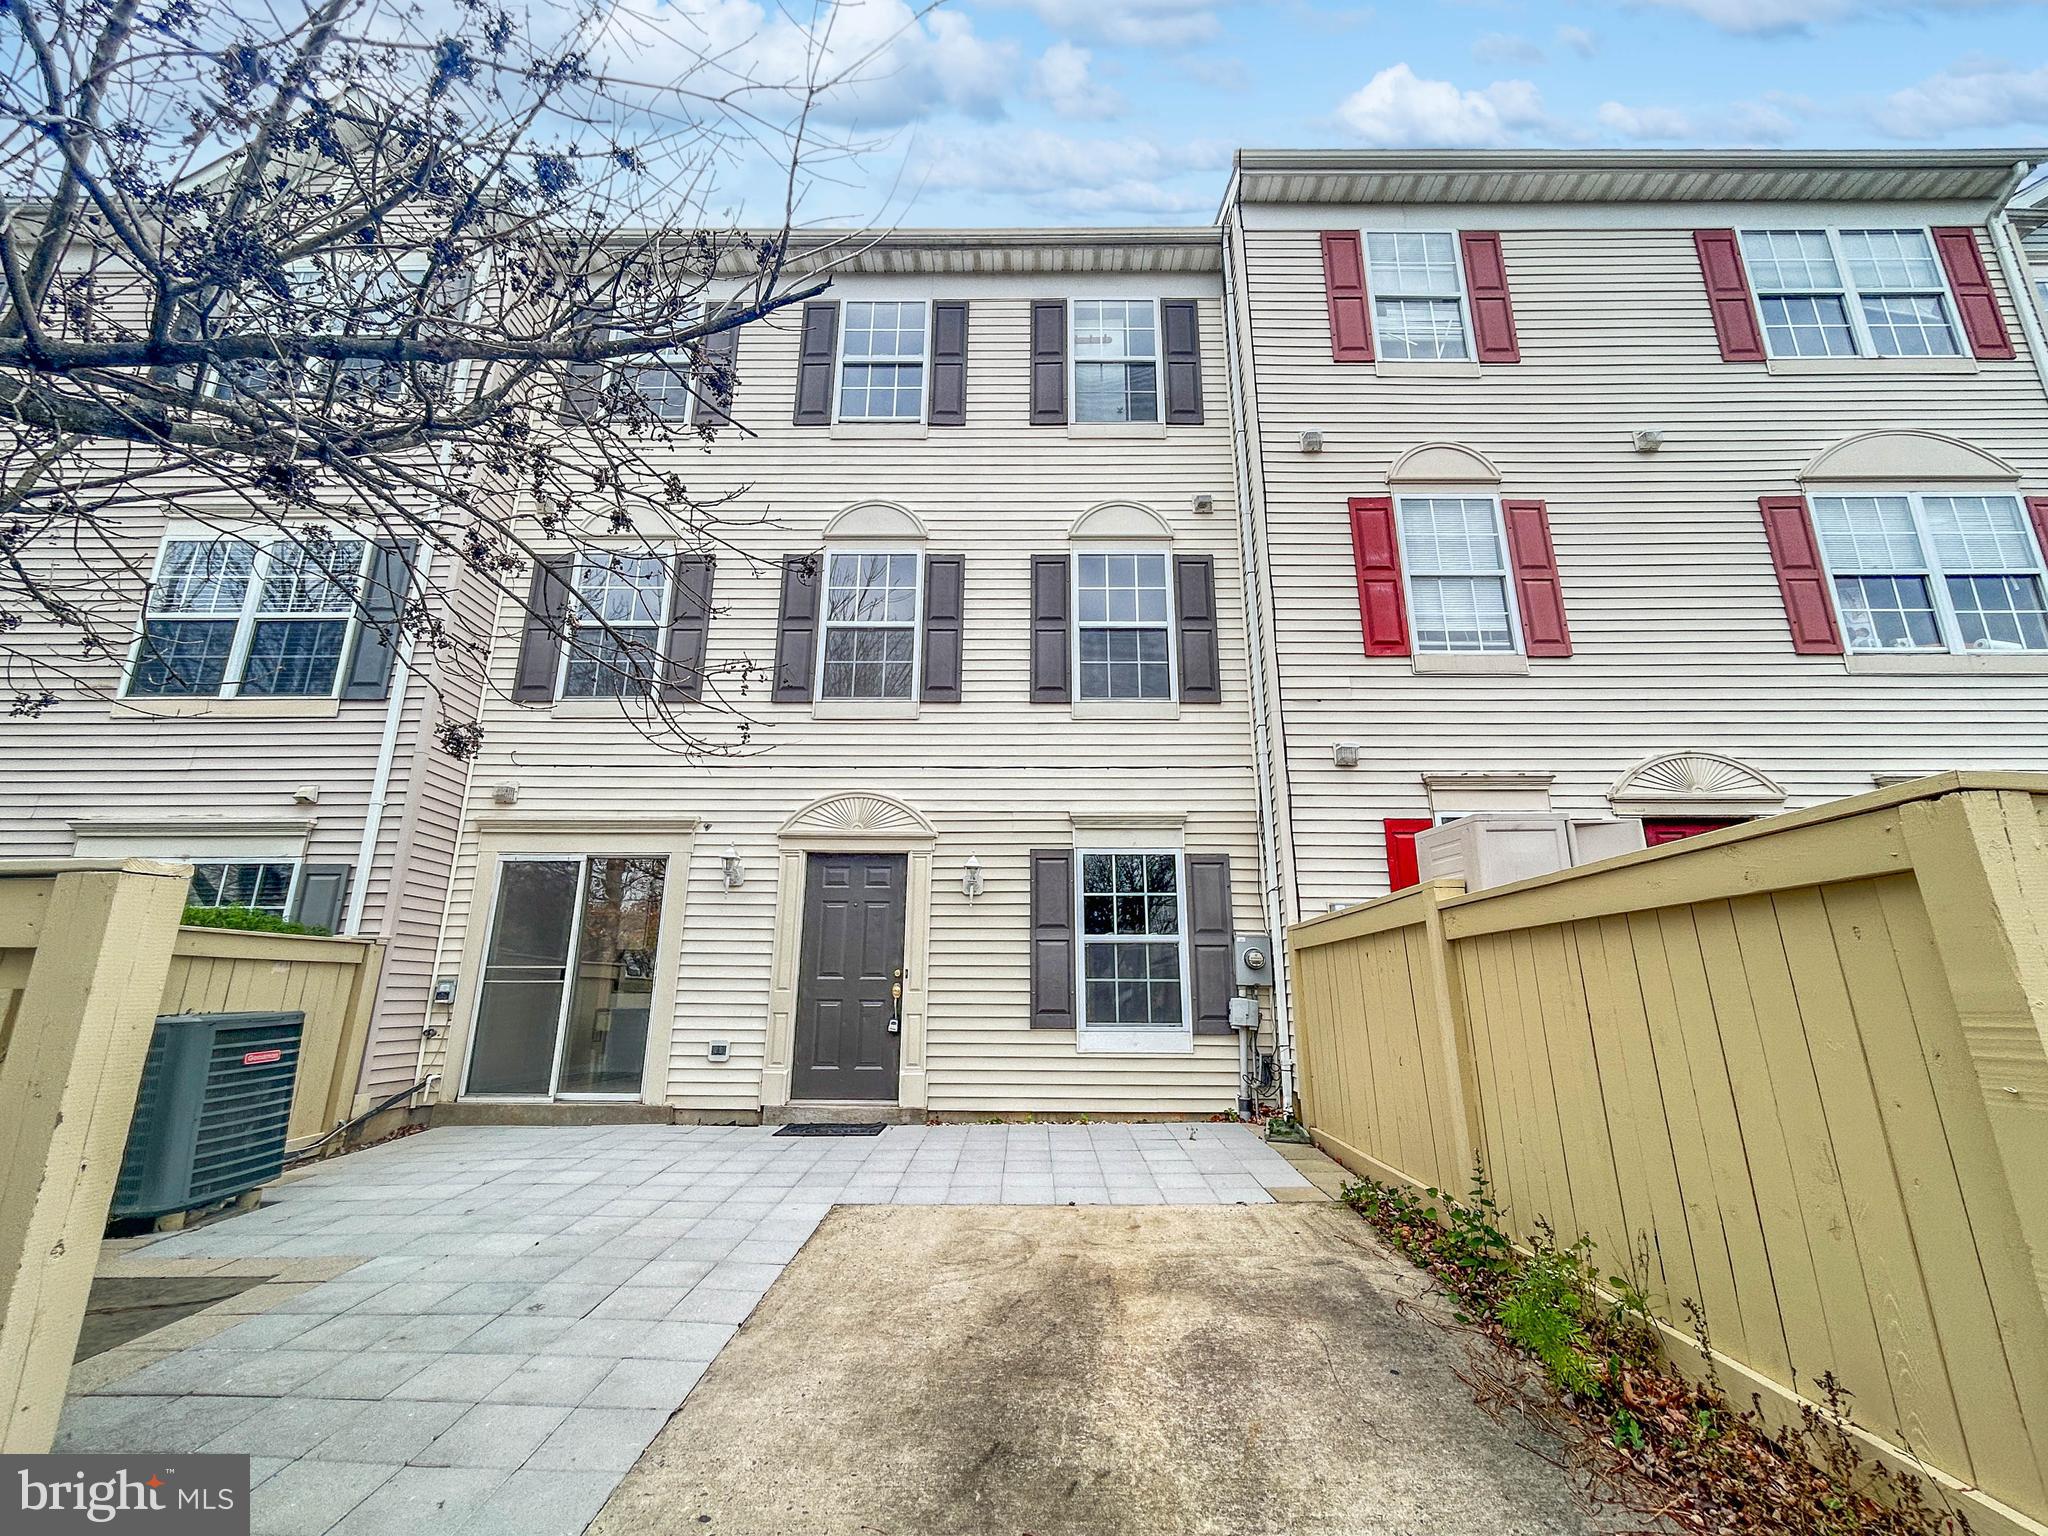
[
  {"x1": 181, "y1": 905, "x2": 331, "y2": 937},
  {"x1": 1496, "y1": 1224, "x2": 1603, "y2": 1398}
]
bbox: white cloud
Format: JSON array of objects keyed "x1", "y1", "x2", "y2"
[
  {"x1": 909, "y1": 128, "x2": 1231, "y2": 217},
  {"x1": 1185, "y1": 54, "x2": 1251, "y2": 92},
  {"x1": 1333, "y1": 64, "x2": 1548, "y2": 148},
  {"x1": 1596, "y1": 101, "x2": 1694, "y2": 139},
  {"x1": 980, "y1": 0, "x2": 1222, "y2": 47},
  {"x1": 1031, "y1": 42, "x2": 1127, "y2": 120},
  {"x1": 1871, "y1": 58, "x2": 2048, "y2": 136},
  {"x1": 1636, "y1": 0, "x2": 2044, "y2": 36},
  {"x1": 1555, "y1": 24, "x2": 1599, "y2": 56},
  {"x1": 1472, "y1": 31, "x2": 1546, "y2": 65}
]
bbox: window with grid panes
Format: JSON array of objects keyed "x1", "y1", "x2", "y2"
[
  {"x1": 187, "y1": 861, "x2": 298, "y2": 916},
  {"x1": 1079, "y1": 851, "x2": 1187, "y2": 1032},
  {"x1": 1364, "y1": 232, "x2": 1470, "y2": 360},
  {"x1": 619, "y1": 355, "x2": 695, "y2": 419},
  {"x1": 837, "y1": 302, "x2": 927, "y2": 421},
  {"x1": 1071, "y1": 301, "x2": 1159, "y2": 423},
  {"x1": 1396, "y1": 496, "x2": 1517, "y2": 653},
  {"x1": 561, "y1": 553, "x2": 670, "y2": 697},
  {"x1": 819, "y1": 552, "x2": 920, "y2": 698},
  {"x1": 1739, "y1": 229, "x2": 1960, "y2": 359},
  {"x1": 1811, "y1": 493, "x2": 2048, "y2": 653},
  {"x1": 1075, "y1": 552, "x2": 1173, "y2": 699},
  {"x1": 129, "y1": 534, "x2": 369, "y2": 697}
]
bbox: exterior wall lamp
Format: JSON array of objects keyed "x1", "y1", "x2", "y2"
[
  {"x1": 721, "y1": 845, "x2": 745, "y2": 890},
  {"x1": 961, "y1": 855, "x2": 984, "y2": 900}
]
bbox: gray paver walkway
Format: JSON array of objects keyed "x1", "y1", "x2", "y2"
[{"x1": 60, "y1": 1122, "x2": 1313, "y2": 1536}]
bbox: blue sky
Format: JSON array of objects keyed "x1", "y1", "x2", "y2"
[{"x1": 617, "y1": 0, "x2": 2048, "y2": 225}]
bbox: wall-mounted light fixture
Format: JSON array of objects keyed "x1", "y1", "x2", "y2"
[
  {"x1": 492, "y1": 783, "x2": 519, "y2": 807},
  {"x1": 961, "y1": 854, "x2": 984, "y2": 900},
  {"x1": 720, "y1": 845, "x2": 745, "y2": 890}
]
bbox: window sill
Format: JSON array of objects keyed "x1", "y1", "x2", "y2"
[
  {"x1": 1374, "y1": 359, "x2": 1481, "y2": 379},
  {"x1": 1765, "y1": 356, "x2": 1977, "y2": 377},
  {"x1": 1066, "y1": 421, "x2": 1167, "y2": 440},
  {"x1": 1844, "y1": 650, "x2": 2048, "y2": 674},
  {"x1": 830, "y1": 421, "x2": 929, "y2": 440},
  {"x1": 1069, "y1": 699, "x2": 1183, "y2": 721},
  {"x1": 113, "y1": 696, "x2": 342, "y2": 720},
  {"x1": 548, "y1": 698, "x2": 657, "y2": 719},
  {"x1": 811, "y1": 698, "x2": 921, "y2": 720},
  {"x1": 1075, "y1": 1031, "x2": 1196, "y2": 1056},
  {"x1": 1410, "y1": 653, "x2": 1529, "y2": 675}
]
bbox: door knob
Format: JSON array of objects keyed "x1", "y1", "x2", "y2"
[{"x1": 891, "y1": 982, "x2": 903, "y2": 1001}]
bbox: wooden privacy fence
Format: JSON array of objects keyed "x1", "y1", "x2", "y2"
[
  {"x1": 1, "y1": 858, "x2": 384, "y2": 1453},
  {"x1": 1289, "y1": 774, "x2": 2048, "y2": 1536}
]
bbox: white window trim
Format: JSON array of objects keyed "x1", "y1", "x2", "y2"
[
  {"x1": 555, "y1": 550, "x2": 673, "y2": 700},
  {"x1": 1071, "y1": 546, "x2": 1179, "y2": 703},
  {"x1": 814, "y1": 548, "x2": 925, "y2": 701},
  {"x1": 1068, "y1": 298, "x2": 1162, "y2": 426},
  {"x1": 1809, "y1": 487, "x2": 2048, "y2": 657},
  {"x1": 1074, "y1": 846, "x2": 1194, "y2": 1056},
  {"x1": 832, "y1": 300, "x2": 932, "y2": 425},
  {"x1": 122, "y1": 526, "x2": 372, "y2": 701},
  {"x1": 1393, "y1": 494, "x2": 1526, "y2": 658},
  {"x1": 619, "y1": 350, "x2": 697, "y2": 420},
  {"x1": 1739, "y1": 226, "x2": 1962, "y2": 361},
  {"x1": 1361, "y1": 229, "x2": 1475, "y2": 363},
  {"x1": 184, "y1": 858, "x2": 304, "y2": 918}
]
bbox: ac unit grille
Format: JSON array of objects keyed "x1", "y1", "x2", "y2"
[{"x1": 188, "y1": 1021, "x2": 303, "y2": 1206}]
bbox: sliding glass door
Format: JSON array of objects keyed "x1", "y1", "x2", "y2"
[{"x1": 466, "y1": 854, "x2": 667, "y2": 1099}]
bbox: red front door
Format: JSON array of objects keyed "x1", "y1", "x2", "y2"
[{"x1": 1641, "y1": 817, "x2": 1746, "y2": 846}]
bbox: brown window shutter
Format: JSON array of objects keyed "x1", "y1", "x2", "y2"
[
  {"x1": 792, "y1": 302, "x2": 838, "y2": 425},
  {"x1": 928, "y1": 301, "x2": 968, "y2": 425},
  {"x1": 1499, "y1": 500, "x2": 1571, "y2": 657},
  {"x1": 921, "y1": 554, "x2": 964, "y2": 702},
  {"x1": 691, "y1": 316, "x2": 739, "y2": 431},
  {"x1": 1758, "y1": 495, "x2": 1844, "y2": 654},
  {"x1": 2028, "y1": 497, "x2": 2048, "y2": 565},
  {"x1": 1186, "y1": 853, "x2": 1234, "y2": 1035},
  {"x1": 1029, "y1": 849, "x2": 1076, "y2": 1029},
  {"x1": 660, "y1": 554, "x2": 715, "y2": 703},
  {"x1": 1693, "y1": 230, "x2": 1766, "y2": 362},
  {"x1": 289, "y1": 865, "x2": 351, "y2": 935},
  {"x1": 341, "y1": 539, "x2": 417, "y2": 700},
  {"x1": 1458, "y1": 232, "x2": 1520, "y2": 363},
  {"x1": 1030, "y1": 300, "x2": 1067, "y2": 425},
  {"x1": 561, "y1": 325, "x2": 611, "y2": 423},
  {"x1": 1931, "y1": 227, "x2": 2016, "y2": 361},
  {"x1": 1320, "y1": 231, "x2": 1374, "y2": 362},
  {"x1": 1029, "y1": 554, "x2": 1070, "y2": 703},
  {"x1": 1347, "y1": 496, "x2": 1410, "y2": 657},
  {"x1": 771, "y1": 554, "x2": 820, "y2": 700},
  {"x1": 1173, "y1": 554, "x2": 1221, "y2": 702},
  {"x1": 512, "y1": 553, "x2": 573, "y2": 703},
  {"x1": 1161, "y1": 299, "x2": 1204, "y2": 423}
]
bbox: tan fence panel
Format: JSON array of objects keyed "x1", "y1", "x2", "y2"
[{"x1": 1289, "y1": 775, "x2": 2048, "y2": 1536}]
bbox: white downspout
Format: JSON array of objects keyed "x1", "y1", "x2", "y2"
[
  {"x1": 1988, "y1": 165, "x2": 2048, "y2": 411},
  {"x1": 344, "y1": 626, "x2": 415, "y2": 936}
]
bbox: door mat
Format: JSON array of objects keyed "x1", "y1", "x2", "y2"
[{"x1": 773, "y1": 1122, "x2": 889, "y2": 1137}]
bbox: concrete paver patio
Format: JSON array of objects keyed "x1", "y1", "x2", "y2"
[{"x1": 59, "y1": 1123, "x2": 1314, "y2": 1536}]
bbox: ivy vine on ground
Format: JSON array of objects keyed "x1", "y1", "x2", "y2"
[{"x1": 1345, "y1": 1167, "x2": 1971, "y2": 1536}]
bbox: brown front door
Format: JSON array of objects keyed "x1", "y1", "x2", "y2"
[{"x1": 792, "y1": 852, "x2": 907, "y2": 1102}]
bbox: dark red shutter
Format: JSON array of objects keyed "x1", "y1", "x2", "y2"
[
  {"x1": 1459, "y1": 232, "x2": 1520, "y2": 363},
  {"x1": 1320, "y1": 232, "x2": 1374, "y2": 363},
  {"x1": 2026, "y1": 498, "x2": 2048, "y2": 566},
  {"x1": 1932, "y1": 227, "x2": 2016, "y2": 361},
  {"x1": 1758, "y1": 495, "x2": 1844, "y2": 655},
  {"x1": 1500, "y1": 499, "x2": 1570, "y2": 657},
  {"x1": 1694, "y1": 230, "x2": 1766, "y2": 362},
  {"x1": 1384, "y1": 819, "x2": 1431, "y2": 893},
  {"x1": 1347, "y1": 496, "x2": 1409, "y2": 656}
]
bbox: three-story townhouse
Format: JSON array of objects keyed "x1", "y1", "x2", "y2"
[
  {"x1": 398, "y1": 228, "x2": 1272, "y2": 1119},
  {"x1": 1220, "y1": 149, "x2": 2048, "y2": 1027}
]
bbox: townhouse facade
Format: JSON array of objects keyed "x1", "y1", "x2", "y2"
[
  {"x1": 387, "y1": 229, "x2": 1276, "y2": 1119},
  {"x1": 11, "y1": 148, "x2": 2048, "y2": 1123}
]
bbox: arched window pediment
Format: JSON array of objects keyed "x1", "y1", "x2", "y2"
[
  {"x1": 822, "y1": 501, "x2": 928, "y2": 542},
  {"x1": 1800, "y1": 431, "x2": 2017, "y2": 486},
  {"x1": 1387, "y1": 442, "x2": 1502, "y2": 486},
  {"x1": 1071, "y1": 501, "x2": 1173, "y2": 542}
]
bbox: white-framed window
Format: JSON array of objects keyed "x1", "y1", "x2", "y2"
[
  {"x1": 836, "y1": 301, "x2": 928, "y2": 422},
  {"x1": 127, "y1": 531, "x2": 370, "y2": 697},
  {"x1": 210, "y1": 258, "x2": 434, "y2": 403},
  {"x1": 1077, "y1": 849, "x2": 1190, "y2": 1047},
  {"x1": 1738, "y1": 229, "x2": 1961, "y2": 360},
  {"x1": 1074, "y1": 551, "x2": 1174, "y2": 700},
  {"x1": 618, "y1": 354, "x2": 695, "y2": 419},
  {"x1": 1811, "y1": 492, "x2": 2048, "y2": 653},
  {"x1": 818, "y1": 551, "x2": 921, "y2": 699},
  {"x1": 1365, "y1": 231, "x2": 1471, "y2": 361},
  {"x1": 186, "y1": 860, "x2": 300, "y2": 917},
  {"x1": 1071, "y1": 300, "x2": 1159, "y2": 423},
  {"x1": 560, "y1": 552, "x2": 670, "y2": 698},
  {"x1": 1396, "y1": 496, "x2": 1520, "y2": 654}
]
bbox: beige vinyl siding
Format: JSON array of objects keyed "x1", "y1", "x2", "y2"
[
  {"x1": 424, "y1": 282, "x2": 1268, "y2": 1114},
  {"x1": 1231, "y1": 206, "x2": 2048, "y2": 918}
]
